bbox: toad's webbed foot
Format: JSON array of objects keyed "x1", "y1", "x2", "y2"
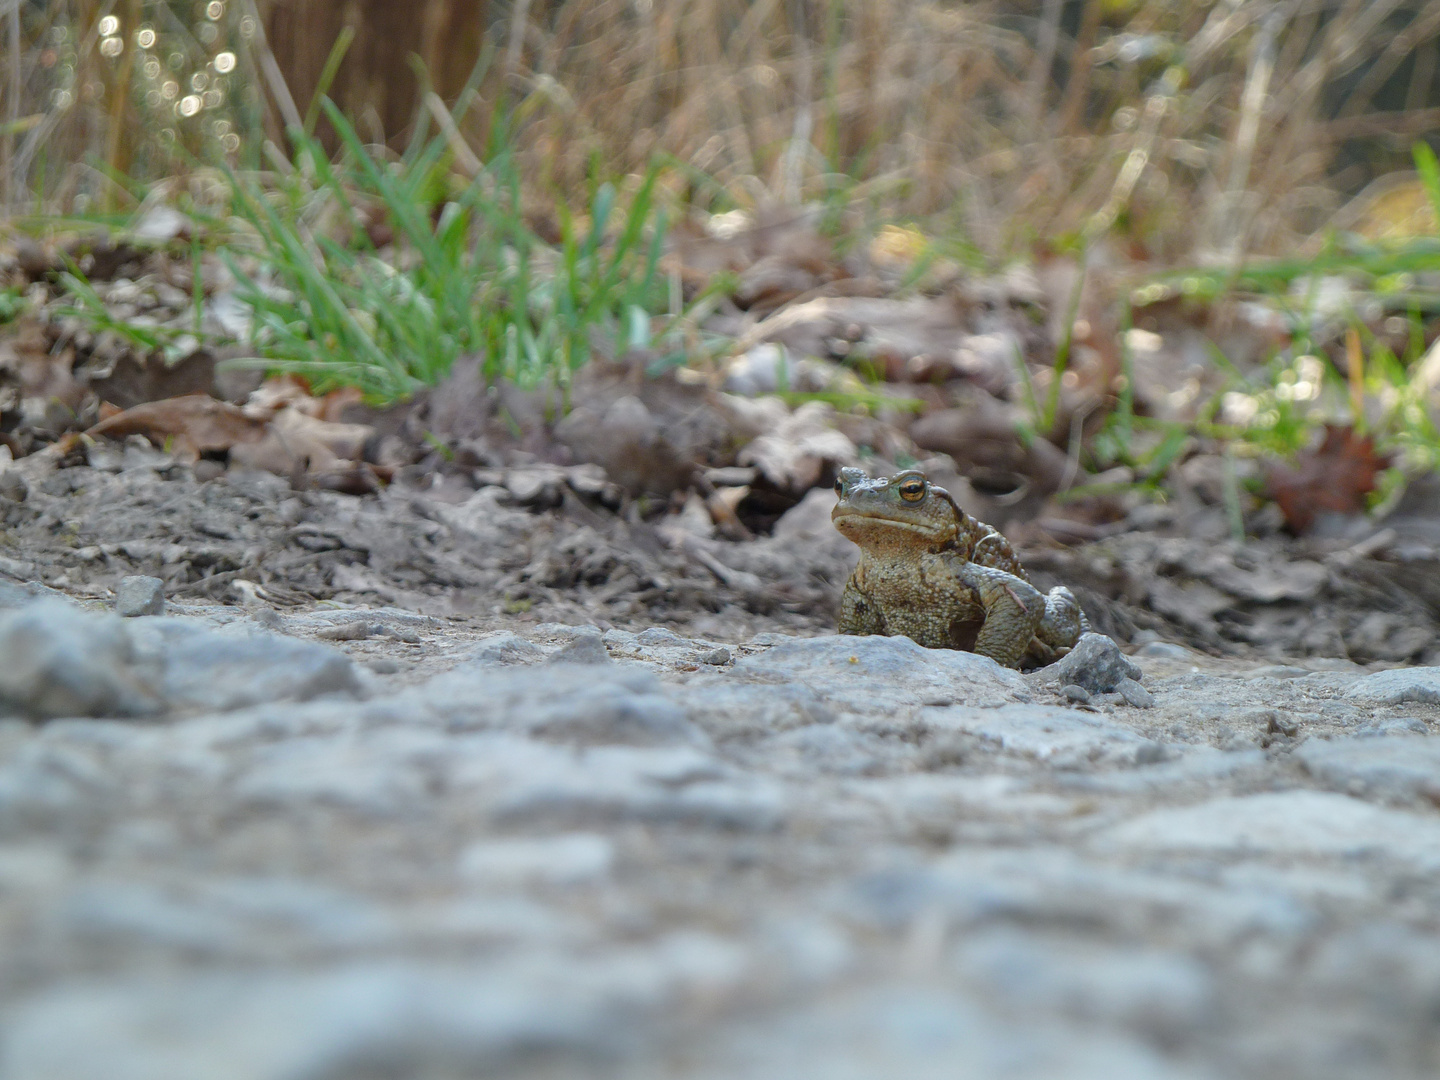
[
  {"x1": 951, "y1": 561, "x2": 1045, "y2": 668},
  {"x1": 1037, "y1": 585, "x2": 1086, "y2": 650}
]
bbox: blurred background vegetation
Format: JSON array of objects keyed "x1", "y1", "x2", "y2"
[
  {"x1": 4, "y1": 0, "x2": 1439, "y2": 256},
  {"x1": 6, "y1": 0, "x2": 1440, "y2": 499}
]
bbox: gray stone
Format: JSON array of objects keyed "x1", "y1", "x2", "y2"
[
  {"x1": 1245, "y1": 664, "x2": 1311, "y2": 679},
  {"x1": 458, "y1": 833, "x2": 615, "y2": 886},
  {"x1": 115, "y1": 576, "x2": 165, "y2": 617},
  {"x1": 1297, "y1": 735, "x2": 1440, "y2": 801},
  {"x1": 1061, "y1": 684, "x2": 1091, "y2": 704},
  {"x1": 928, "y1": 705, "x2": 1142, "y2": 766},
  {"x1": 527, "y1": 677, "x2": 704, "y2": 746},
  {"x1": 603, "y1": 628, "x2": 639, "y2": 648},
  {"x1": 699, "y1": 647, "x2": 731, "y2": 665},
  {"x1": 232, "y1": 730, "x2": 438, "y2": 816},
  {"x1": 547, "y1": 630, "x2": 611, "y2": 665},
  {"x1": 763, "y1": 724, "x2": 903, "y2": 776},
  {"x1": 425, "y1": 666, "x2": 708, "y2": 747},
  {"x1": 1116, "y1": 678, "x2": 1154, "y2": 709},
  {"x1": 954, "y1": 929, "x2": 1217, "y2": 1040},
  {"x1": 1344, "y1": 666, "x2": 1440, "y2": 705},
  {"x1": 678, "y1": 683, "x2": 836, "y2": 740},
  {"x1": 1049, "y1": 634, "x2": 1142, "y2": 694},
  {"x1": 1265, "y1": 713, "x2": 1300, "y2": 738},
  {"x1": 55, "y1": 877, "x2": 398, "y2": 957},
  {"x1": 447, "y1": 736, "x2": 783, "y2": 830},
  {"x1": 1095, "y1": 790, "x2": 1440, "y2": 865},
  {"x1": 840, "y1": 845, "x2": 1313, "y2": 944},
  {"x1": 0, "y1": 579, "x2": 52, "y2": 610},
  {"x1": 1132, "y1": 740, "x2": 1169, "y2": 765},
  {"x1": 0, "y1": 470, "x2": 28, "y2": 501},
  {"x1": 0, "y1": 947, "x2": 733, "y2": 1080},
  {"x1": 1355, "y1": 717, "x2": 1429, "y2": 738},
  {"x1": 731, "y1": 634, "x2": 1027, "y2": 710},
  {"x1": 312, "y1": 619, "x2": 371, "y2": 641},
  {"x1": 461, "y1": 632, "x2": 545, "y2": 665},
  {"x1": 675, "y1": 985, "x2": 1199, "y2": 1080},
  {"x1": 0, "y1": 740, "x2": 117, "y2": 825},
  {"x1": 636, "y1": 627, "x2": 687, "y2": 646},
  {"x1": 0, "y1": 600, "x2": 159, "y2": 719},
  {"x1": 535, "y1": 622, "x2": 604, "y2": 641},
  {"x1": 127, "y1": 619, "x2": 362, "y2": 712}
]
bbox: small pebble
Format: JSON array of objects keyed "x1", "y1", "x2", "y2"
[
  {"x1": 1116, "y1": 678, "x2": 1154, "y2": 709},
  {"x1": 637, "y1": 627, "x2": 686, "y2": 646},
  {"x1": 0, "y1": 472, "x2": 28, "y2": 502},
  {"x1": 115, "y1": 575, "x2": 165, "y2": 617},
  {"x1": 1052, "y1": 633, "x2": 1143, "y2": 694},
  {"x1": 699, "y1": 647, "x2": 731, "y2": 665},
  {"x1": 1134, "y1": 740, "x2": 1169, "y2": 765},
  {"x1": 192, "y1": 459, "x2": 226, "y2": 483},
  {"x1": 316, "y1": 620, "x2": 372, "y2": 641},
  {"x1": 1266, "y1": 712, "x2": 1300, "y2": 738},
  {"x1": 548, "y1": 632, "x2": 611, "y2": 665},
  {"x1": 1061, "y1": 684, "x2": 1091, "y2": 704},
  {"x1": 369, "y1": 658, "x2": 401, "y2": 674}
]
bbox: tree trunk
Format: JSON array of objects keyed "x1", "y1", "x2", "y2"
[{"x1": 256, "y1": 0, "x2": 487, "y2": 150}]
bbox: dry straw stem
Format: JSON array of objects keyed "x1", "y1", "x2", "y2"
[
  {"x1": 501, "y1": 0, "x2": 1438, "y2": 260},
  {"x1": 5, "y1": 0, "x2": 1440, "y2": 266}
]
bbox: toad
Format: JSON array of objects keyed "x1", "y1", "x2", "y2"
[{"x1": 831, "y1": 467, "x2": 1085, "y2": 668}]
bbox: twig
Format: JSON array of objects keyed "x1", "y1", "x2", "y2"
[
  {"x1": 425, "y1": 92, "x2": 483, "y2": 178},
  {"x1": 1055, "y1": 0, "x2": 1102, "y2": 135},
  {"x1": 1024, "y1": 0, "x2": 1063, "y2": 127},
  {"x1": 169, "y1": 549, "x2": 335, "y2": 596},
  {"x1": 239, "y1": 0, "x2": 303, "y2": 133},
  {"x1": 507, "y1": 0, "x2": 534, "y2": 85},
  {"x1": 3, "y1": 0, "x2": 18, "y2": 212},
  {"x1": 11, "y1": 0, "x2": 118, "y2": 204},
  {"x1": 780, "y1": 0, "x2": 813, "y2": 206},
  {"x1": 1208, "y1": 4, "x2": 1283, "y2": 261}
]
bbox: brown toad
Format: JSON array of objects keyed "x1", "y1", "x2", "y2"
[{"x1": 831, "y1": 467, "x2": 1084, "y2": 668}]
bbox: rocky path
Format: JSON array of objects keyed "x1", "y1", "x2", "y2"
[{"x1": 1, "y1": 582, "x2": 1439, "y2": 1079}]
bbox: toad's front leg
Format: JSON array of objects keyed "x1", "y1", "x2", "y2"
[
  {"x1": 838, "y1": 576, "x2": 886, "y2": 636},
  {"x1": 951, "y1": 561, "x2": 1046, "y2": 668}
]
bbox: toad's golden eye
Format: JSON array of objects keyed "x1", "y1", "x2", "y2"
[
  {"x1": 898, "y1": 478, "x2": 925, "y2": 502},
  {"x1": 834, "y1": 477, "x2": 844, "y2": 494}
]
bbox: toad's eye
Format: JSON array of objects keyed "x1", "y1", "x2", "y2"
[
  {"x1": 898, "y1": 478, "x2": 925, "y2": 502},
  {"x1": 834, "y1": 477, "x2": 845, "y2": 494}
]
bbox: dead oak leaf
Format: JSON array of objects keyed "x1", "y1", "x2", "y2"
[
  {"x1": 86, "y1": 394, "x2": 268, "y2": 462},
  {"x1": 1265, "y1": 425, "x2": 1391, "y2": 534}
]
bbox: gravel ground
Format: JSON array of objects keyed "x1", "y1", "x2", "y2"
[{"x1": 1, "y1": 570, "x2": 1440, "y2": 1079}]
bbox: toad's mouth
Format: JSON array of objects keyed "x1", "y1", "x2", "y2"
[{"x1": 831, "y1": 510, "x2": 949, "y2": 540}]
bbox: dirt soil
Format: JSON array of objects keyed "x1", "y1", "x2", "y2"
[{"x1": 3, "y1": 444, "x2": 1440, "y2": 672}]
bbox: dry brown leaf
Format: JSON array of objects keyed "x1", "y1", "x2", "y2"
[
  {"x1": 1265, "y1": 425, "x2": 1392, "y2": 534},
  {"x1": 0, "y1": 318, "x2": 85, "y2": 411},
  {"x1": 737, "y1": 400, "x2": 858, "y2": 494},
  {"x1": 244, "y1": 376, "x2": 364, "y2": 422},
  {"x1": 230, "y1": 408, "x2": 374, "y2": 479},
  {"x1": 86, "y1": 395, "x2": 268, "y2": 461}
]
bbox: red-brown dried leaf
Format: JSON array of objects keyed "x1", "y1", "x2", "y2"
[
  {"x1": 86, "y1": 395, "x2": 269, "y2": 462},
  {"x1": 1265, "y1": 425, "x2": 1392, "y2": 534}
]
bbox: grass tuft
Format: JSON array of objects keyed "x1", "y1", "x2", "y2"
[{"x1": 216, "y1": 98, "x2": 681, "y2": 400}]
